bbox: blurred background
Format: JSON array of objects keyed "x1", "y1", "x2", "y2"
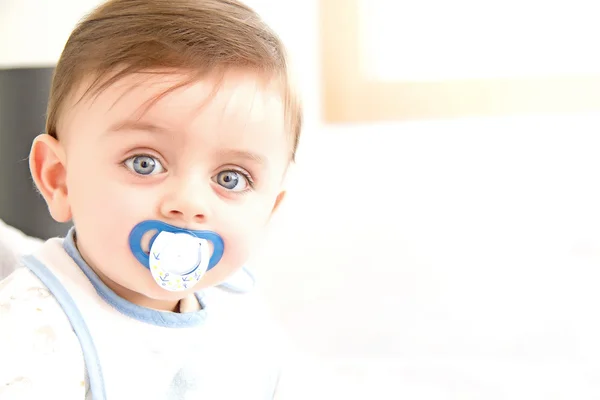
[{"x1": 2, "y1": 0, "x2": 600, "y2": 398}]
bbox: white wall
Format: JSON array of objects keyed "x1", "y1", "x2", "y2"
[
  {"x1": 3, "y1": 1, "x2": 600, "y2": 398},
  {"x1": 0, "y1": 0, "x2": 100, "y2": 68}
]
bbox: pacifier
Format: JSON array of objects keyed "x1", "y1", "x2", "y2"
[{"x1": 129, "y1": 220, "x2": 224, "y2": 292}]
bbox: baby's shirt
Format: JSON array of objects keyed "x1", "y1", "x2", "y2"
[{"x1": 0, "y1": 230, "x2": 284, "y2": 399}]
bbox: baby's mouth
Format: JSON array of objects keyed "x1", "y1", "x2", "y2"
[{"x1": 141, "y1": 229, "x2": 158, "y2": 255}]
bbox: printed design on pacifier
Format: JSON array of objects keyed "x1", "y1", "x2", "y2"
[{"x1": 129, "y1": 220, "x2": 224, "y2": 292}]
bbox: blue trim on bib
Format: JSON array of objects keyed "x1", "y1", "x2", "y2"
[{"x1": 22, "y1": 255, "x2": 107, "y2": 400}]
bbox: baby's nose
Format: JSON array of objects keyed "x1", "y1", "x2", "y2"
[{"x1": 159, "y1": 180, "x2": 212, "y2": 224}]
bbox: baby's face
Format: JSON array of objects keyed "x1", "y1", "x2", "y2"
[{"x1": 57, "y1": 69, "x2": 289, "y2": 308}]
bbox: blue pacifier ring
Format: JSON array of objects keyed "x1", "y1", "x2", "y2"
[{"x1": 128, "y1": 220, "x2": 224, "y2": 272}]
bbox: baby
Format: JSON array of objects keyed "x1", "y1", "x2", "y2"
[{"x1": 0, "y1": 0, "x2": 301, "y2": 398}]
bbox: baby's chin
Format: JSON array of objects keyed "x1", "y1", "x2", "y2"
[
  {"x1": 140, "y1": 282, "x2": 196, "y2": 300},
  {"x1": 125, "y1": 265, "x2": 226, "y2": 301}
]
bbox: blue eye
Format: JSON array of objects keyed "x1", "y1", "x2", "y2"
[
  {"x1": 213, "y1": 170, "x2": 250, "y2": 191},
  {"x1": 124, "y1": 155, "x2": 165, "y2": 176}
]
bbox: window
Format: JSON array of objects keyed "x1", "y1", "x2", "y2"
[{"x1": 320, "y1": 0, "x2": 600, "y2": 122}]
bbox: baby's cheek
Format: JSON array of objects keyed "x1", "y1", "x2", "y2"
[
  {"x1": 217, "y1": 223, "x2": 263, "y2": 272},
  {"x1": 222, "y1": 231, "x2": 252, "y2": 265},
  {"x1": 226, "y1": 211, "x2": 268, "y2": 245}
]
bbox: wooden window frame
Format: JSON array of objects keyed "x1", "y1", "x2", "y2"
[{"x1": 320, "y1": 0, "x2": 600, "y2": 123}]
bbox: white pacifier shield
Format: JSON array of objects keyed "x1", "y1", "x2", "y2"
[{"x1": 148, "y1": 232, "x2": 210, "y2": 292}]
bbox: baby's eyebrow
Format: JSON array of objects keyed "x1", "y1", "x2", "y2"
[
  {"x1": 217, "y1": 149, "x2": 268, "y2": 167},
  {"x1": 108, "y1": 119, "x2": 170, "y2": 135}
]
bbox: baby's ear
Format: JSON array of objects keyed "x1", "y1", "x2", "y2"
[
  {"x1": 29, "y1": 134, "x2": 72, "y2": 223},
  {"x1": 270, "y1": 190, "x2": 286, "y2": 217},
  {"x1": 269, "y1": 163, "x2": 295, "y2": 218}
]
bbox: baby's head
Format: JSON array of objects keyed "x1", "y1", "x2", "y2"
[{"x1": 29, "y1": 0, "x2": 301, "y2": 310}]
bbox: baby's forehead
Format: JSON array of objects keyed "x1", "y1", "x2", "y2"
[{"x1": 61, "y1": 69, "x2": 287, "y2": 138}]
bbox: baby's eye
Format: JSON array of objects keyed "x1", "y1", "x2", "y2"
[
  {"x1": 212, "y1": 170, "x2": 250, "y2": 192},
  {"x1": 124, "y1": 155, "x2": 165, "y2": 176}
]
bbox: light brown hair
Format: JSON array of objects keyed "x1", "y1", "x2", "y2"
[{"x1": 46, "y1": 0, "x2": 302, "y2": 160}]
